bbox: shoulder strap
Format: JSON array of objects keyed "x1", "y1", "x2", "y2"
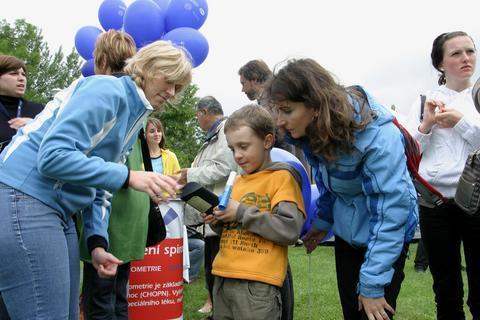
[
  {"x1": 267, "y1": 162, "x2": 303, "y2": 189},
  {"x1": 139, "y1": 128, "x2": 153, "y2": 172},
  {"x1": 419, "y1": 94, "x2": 426, "y2": 122}
]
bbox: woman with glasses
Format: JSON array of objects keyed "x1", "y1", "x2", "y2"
[
  {"x1": 406, "y1": 31, "x2": 480, "y2": 320},
  {"x1": 0, "y1": 55, "x2": 44, "y2": 152}
]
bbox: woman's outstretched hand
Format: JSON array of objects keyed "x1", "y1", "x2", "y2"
[{"x1": 129, "y1": 171, "x2": 182, "y2": 203}]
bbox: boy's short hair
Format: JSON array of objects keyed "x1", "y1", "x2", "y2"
[
  {"x1": 94, "y1": 30, "x2": 136, "y2": 73},
  {"x1": 225, "y1": 104, "x2": 275, "y2": 141}
]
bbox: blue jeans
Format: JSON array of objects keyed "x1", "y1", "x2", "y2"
[
  {"x1": 188, "y1": 237, "x2": 205, "y2": 281},
  {"x1": 82, "y1": 262, "x2": 130, "y2": 320},
  {"x1": 0, "y1": 183, "x2": 79, "y2": 319}
]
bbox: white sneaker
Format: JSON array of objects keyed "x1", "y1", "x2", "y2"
[{"x1": 198, "y1": 302, "x2": 212, "y2": 314}]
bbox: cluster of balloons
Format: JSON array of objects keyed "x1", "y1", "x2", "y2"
[{"x1": 75, "y1": 0, "x2": 209, "y2": 77}]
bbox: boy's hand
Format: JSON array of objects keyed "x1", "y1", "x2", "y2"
[
  {"x1": 213, "y1": 199, "x2": 239, "y2": 223},
  {"x1": 202, "y1": 212, "x2": 217, "y2": 225}
]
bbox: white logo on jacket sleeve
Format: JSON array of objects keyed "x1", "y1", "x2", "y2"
[
  {"x1": 85, "y1": 117, "x2": 117, "y2": 156},
  {"x1": 101, "y1": 190, "x2": 112, "y2": 220}
]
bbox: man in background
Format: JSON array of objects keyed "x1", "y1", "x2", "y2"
[
  {"x1": 177, "y1": 96, "x2": 237, "y2": 317},
  {"x1": 238, "y1": 59, "x2": 310, "y2": 176}
]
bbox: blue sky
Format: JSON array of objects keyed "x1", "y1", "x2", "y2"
[{"x1": 3, "y1": 0, "x2": 479, "y2": 116}]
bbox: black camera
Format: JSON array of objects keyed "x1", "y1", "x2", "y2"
[{"x1": 180, "y1": 182, "x2": 219, "y2": 215}]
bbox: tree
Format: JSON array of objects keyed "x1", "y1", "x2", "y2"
[
  {"x1": 153, "y1": 84, "x2": 205, "y2": 168},
  {"x1": 0, "y1": 19, "x2": 82, "y2": 103}
]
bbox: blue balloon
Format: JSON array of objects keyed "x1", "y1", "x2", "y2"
[
  {"x1": 304, "y1": 185, "x2": 319, "y2": 236},
  {"x1": 75, "y1": 26, "x2": 103, "y2": 60},
  {"x1": 123, "y1": 0, "x2": 166, "y2": 48},
  {"x1": 165, "y1": 0, "x2": 208, "y2": 31},
  {"x1": 81, "y1": 59, "x2": 95, "y2": 77},
  {"x1": 162, "y1": 27, "x2": 208, "y2": 67},
  {"x1": 271, "y1": 148, "x2": 312, "y2": 236},
  {"x1": 306, "y1": 184, "x2": 334, "y2": 242},
  {"x1": 98, "y1": 0, "x2": 127, "y2": 31},
  {"x1": 153, "y1": 0, "x2": 171, "y2": 10}
]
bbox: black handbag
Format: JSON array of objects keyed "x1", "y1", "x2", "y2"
[
  {"x1": 139, "y1": 128, "x2": 167, "y2": 247},
  {"x1": 455, "y1": 149, "x2": 480, "y2": 216},
  {"x1": 146, "y1": 199, "x2": 167, "y2": 247},
  {"x1": 454, "y1": 78, "x2": 480, "y2": 216}
]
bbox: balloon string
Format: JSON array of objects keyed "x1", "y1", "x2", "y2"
[{"x1": 307, "y1": 253, "x2": 312, "y2": 320}]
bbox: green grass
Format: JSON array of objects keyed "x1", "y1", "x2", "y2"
[{"x1": 183, "y1": 243, "x2": 473, "y2": 319}]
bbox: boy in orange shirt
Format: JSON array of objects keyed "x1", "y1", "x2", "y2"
[{"x1": 204, "y1": 104, "x2": 305, "y2": 320}]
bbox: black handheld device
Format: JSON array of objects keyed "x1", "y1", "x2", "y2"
[{"x1": 180, "y1": 182, "x2": 219, "y2": 215}]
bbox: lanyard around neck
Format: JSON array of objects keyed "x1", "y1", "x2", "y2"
[{"x1": 16, "y1": 99, "x2": 23, "y2": 118}]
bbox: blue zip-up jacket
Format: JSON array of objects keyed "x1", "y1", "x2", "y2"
[
  {"x1": 289, "y1": 87, "x2": 418, "y2": 298},
  {"x1": 0, "y1": 75, "x2": 152, "y2": 247}
]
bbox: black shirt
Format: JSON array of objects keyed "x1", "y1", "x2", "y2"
[{"x1": 0, "y1": 95, "x2": 44, "y2": 151}]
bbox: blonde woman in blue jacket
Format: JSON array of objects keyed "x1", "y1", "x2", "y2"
[
  {"x1": 266, "y1": 58, "x2": 418, "y2": 320},
  {"x1": 0, "y1": 41, "x2": 192, "y2": 319}
]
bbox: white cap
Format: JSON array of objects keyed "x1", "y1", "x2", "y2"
[{"x1": 226, "y1": 171, "x2": 237, "y2": 186}]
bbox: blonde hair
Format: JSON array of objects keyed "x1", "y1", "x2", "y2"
[
  {"x1": 124, "y1": 40, "x2": 193, "y2": 101},
  {"x1": 93, "y1": 30, "x2": 136, "y2": 73}
]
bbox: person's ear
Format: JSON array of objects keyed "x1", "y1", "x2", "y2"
[
  {"x1": 264, "y1": 133, "x2": 274, "y2": 149},
  {"x1": 438, "y1": 62, "x2": 444, "y2": 72}
]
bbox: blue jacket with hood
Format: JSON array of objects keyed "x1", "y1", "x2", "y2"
[
  {"x1": 289, "y1": 87, "x2": 418, "y2": 298},
  {"x1": 0, "y1": 75, "x2": 152, "y2": 247}
]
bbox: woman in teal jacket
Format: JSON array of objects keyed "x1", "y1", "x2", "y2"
[
  {"x1": 0, "y1": 41, "x2": 192, "y2": 319},
  {"x1": 266, "y1": 58, "x2": 418, "y2": 320}
]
